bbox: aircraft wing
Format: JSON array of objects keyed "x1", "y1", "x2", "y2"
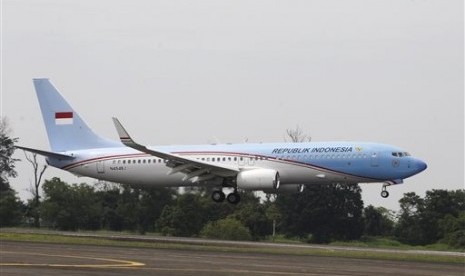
[{"x1": 112, "y1": 118, "x2": 239, "y2": 183}]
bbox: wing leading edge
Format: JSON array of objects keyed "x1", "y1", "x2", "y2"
[
  {"x1": 112, "y1": 118, "x2": 238, "y2": 183},
  {"x1": 15, "y1": 145, "x2": 76, "y2": 160}
]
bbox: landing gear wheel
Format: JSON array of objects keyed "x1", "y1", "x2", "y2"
[
  {"x1": 211, "y1": 190, "x2": 225, "y2": 203},
  {"x1": 381, "y1": 190, "x2": 389, "y2": 198},
  {"x1": 227, "y1": 192, "x2": 241, "y2": 205}
]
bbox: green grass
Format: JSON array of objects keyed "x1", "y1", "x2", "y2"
[
  {"x1": 329, "y1": 236, "x2": 464, "y2": 252},
  {"x1": 267, "y1": 234, "x2": 464, "y2": 252},
  {"x1": 265, "y1": 234, "x2": 303, "y2": 244},
  {"x1": 1, "y1": 231, "x2": 464, "y2": 264}
]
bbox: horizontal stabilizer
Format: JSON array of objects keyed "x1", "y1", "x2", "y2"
[{"x1": 15, "y1": 145, "x2": 76, "y2": 160}]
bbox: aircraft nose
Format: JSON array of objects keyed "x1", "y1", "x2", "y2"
[{"x1": 415, "y1": 159, "x2": 427, "y2": 173}]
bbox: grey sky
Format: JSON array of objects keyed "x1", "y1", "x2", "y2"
[{"x1": 2, "y1": 0, "x2": 463, "y2": 211}]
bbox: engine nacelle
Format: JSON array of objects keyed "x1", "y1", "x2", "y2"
[
  {"x1": 262, "y1": 184, "x2": 305, "y2": 194},
  {"x1": 236, "y1": 169, "x2": 280, "y2": 191}
]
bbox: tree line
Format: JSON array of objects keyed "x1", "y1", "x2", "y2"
[{"x1": 1, "y1": 176, "x2": 464, "y2": 248}]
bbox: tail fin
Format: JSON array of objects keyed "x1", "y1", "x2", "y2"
[{"x1": 33, "y1": 79, "x2": 120, "y2": 152}]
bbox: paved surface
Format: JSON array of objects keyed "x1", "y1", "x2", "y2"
[
  {"x1": 4, "y1": 228, "x2": 464, "y2": 257},
  {"x1": 1, "y1": 241, "x2": 464, "y2": 276}
]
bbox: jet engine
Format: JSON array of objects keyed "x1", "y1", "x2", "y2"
[
  {"x1": 262, "y1": 184, "x2": 305, "y2": 194},
  {"x1": 236, "y1": 169, "x2": 280, "y2": 191}
]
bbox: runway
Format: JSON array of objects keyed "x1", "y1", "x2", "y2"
[{"x1": 1, "y1": 241, "x2": 463, "y2": 276}]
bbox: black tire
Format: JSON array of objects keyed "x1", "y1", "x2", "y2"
[
  {"x1": 381, "y1": 190, "x2": 389, "y2": 198},
  {"x1": 211, "y1": 190, "x2": 225, "y2": 203},
  {"x1": 227, "y1": 192, "x2": 241, "y2": 205}
]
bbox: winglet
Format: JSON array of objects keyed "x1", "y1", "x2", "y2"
[
  {"x1": 112, "y1": 117, "x2": 134, "y2": 145},
  {"x1": 112, "y1": 117, "x2": 151, "y2": 154},
  {"x1": 112, "y1": 117, "x2": 171, "y2": 159}
]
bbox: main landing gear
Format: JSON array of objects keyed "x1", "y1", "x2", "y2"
[
  {"x1": 211, "y1": 190, "x2": 241, "y2": 205},
  {"x1": 381, "y1": 184, "x2": 389, "y2": 198}
]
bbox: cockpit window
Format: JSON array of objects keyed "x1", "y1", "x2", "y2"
[{"x1": 392, "y1": 152, "x2": 411, "y2": 157}]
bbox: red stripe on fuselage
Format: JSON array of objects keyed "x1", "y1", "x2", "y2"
[{"x1": 60, "y1": 150, "x2": 384, "y2": 182}]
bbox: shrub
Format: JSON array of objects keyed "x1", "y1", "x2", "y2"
[{"x1": 200, "y1": 217, "x2": 252, "y2": 241}]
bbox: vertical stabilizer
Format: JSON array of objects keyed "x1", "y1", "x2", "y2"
[{"x1": 33, "y1": 79, "x2": 120, "y2": 152}]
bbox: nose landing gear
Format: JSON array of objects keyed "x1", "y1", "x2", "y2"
[{"x1": 381, "y1": 183, "x2": 389, "y2": 198}]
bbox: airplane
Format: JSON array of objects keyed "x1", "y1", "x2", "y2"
[{"x1": 17, "y1": 79, "x2": 427, "y2": 204}]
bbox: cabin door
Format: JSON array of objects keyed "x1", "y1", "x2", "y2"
[
  {"x1": 371, "y1": 152, "x2": 379, "y2": 167},
  {"x1": 97, "y1": 161, "x2": 105, "y2": 174}
]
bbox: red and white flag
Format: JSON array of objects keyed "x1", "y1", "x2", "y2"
[{"x1": 55, "y1": 112, "x2": 73, "y2": 125}]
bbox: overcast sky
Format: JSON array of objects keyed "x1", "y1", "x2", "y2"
[{"x1": 2, "y1": 0, "x2": 463, "y2": 211}]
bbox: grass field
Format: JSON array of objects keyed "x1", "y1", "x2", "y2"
[{"x1": 1, "y1": 229, "x2": 464, "y2": 264}]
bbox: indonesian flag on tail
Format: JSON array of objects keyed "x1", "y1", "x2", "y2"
[{"x1": 55, "y1": 112, "x2": 73, "y2": 125}]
